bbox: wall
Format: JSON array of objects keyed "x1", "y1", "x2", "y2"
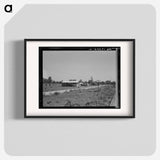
[{"x1": 4, "y1": 4, "x2": 156, "y2": 156}]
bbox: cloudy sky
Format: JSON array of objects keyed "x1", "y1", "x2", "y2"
[{"x1": 43, "y1": 50, "x2": 118, "y2": 82}]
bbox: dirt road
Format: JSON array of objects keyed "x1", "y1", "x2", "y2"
[{"x1": 43, "y1": 85, "x2": 102, "y2": 96}]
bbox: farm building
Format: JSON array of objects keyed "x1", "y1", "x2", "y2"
[{"x1": 62, "y1": 80, "x2": 80, "y2": 87}]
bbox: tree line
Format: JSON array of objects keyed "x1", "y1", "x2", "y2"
[{"x1": 43, "y1": 77, "x2": 116, "y2": 85}]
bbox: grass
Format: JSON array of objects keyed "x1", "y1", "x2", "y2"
[{"x1": 43, "y1": 84, "x2": 116, "y2": 107}]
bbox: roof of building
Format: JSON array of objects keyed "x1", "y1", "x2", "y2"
[{"x1": 62, "y1": 80, "x2": 79, "y2": 83}]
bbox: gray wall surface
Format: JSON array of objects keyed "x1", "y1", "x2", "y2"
[{"x1": 4, "y1": 5, "x2": 156, "y2": 156}]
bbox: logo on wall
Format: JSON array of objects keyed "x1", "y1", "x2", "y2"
[{"x1": 4, "y1": 4, "x2": 12, "y2": 13}]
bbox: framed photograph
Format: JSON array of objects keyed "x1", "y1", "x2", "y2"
[{"x1": 25, "y1": 39, "x2": 135, "y2": 118}]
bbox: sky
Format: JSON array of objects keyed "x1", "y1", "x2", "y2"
[{"x1": 43, "y1": 50, "x2": 118, "y2": 82}]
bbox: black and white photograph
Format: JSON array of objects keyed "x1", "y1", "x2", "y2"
[
  {"x1": 39, "y1": 47, "x2": 120, "y2": 108},
  {"x1": 25, "y1": 39, "x2": 135, "y2": 117}
]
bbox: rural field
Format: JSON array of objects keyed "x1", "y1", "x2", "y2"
[{"x1": 43, "y1": 84, "x2": 116, "y2": 107}]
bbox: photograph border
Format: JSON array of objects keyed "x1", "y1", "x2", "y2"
[
  {"x1": 24, "y1": 39, "x2": 135, "y2": 118},
  {"x1": 39, "y1": 46, "x2": 121, "y2": 109}
]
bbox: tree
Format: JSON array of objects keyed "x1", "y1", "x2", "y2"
[
  {"x1": 88, "y1": 76, "x2": 94, "y2": 85},
  {"x1": 91, "y1": 76, "x2": 93, "y2": 82},
  {"x1": 47, "y1": 76, "x2": 52, "y2": 83},
  {"x1": 43, "y1": 78, "x2": 48, "y2": 83}
]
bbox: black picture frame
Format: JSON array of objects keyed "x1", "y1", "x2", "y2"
[{"x1": 24, "y1": 39, "x2": 135, "y2": 118}]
